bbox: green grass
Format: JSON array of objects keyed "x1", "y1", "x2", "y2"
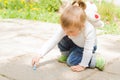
[
  {"x1": 96, "y1": 1, "x2": 120, "y2": 35},
  {"x1": 98, "y1": 22, "x2": 120, "y2": 35},
  {"x1": 115, "y1": 7, "x2": 120, "y2": 20},
  {"x1": 0, "y1": 0, "x2": 61, "y2": 23},
  {"x1": 0, "y1": 9, "x2": 60, "y2": 23},
  {"x1": 97, "y1": 1, "x2": 116, "y2": 21}
]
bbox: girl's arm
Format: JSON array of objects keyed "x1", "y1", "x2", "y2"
[
  {"x1": 36, "y1": 26, "x2": 65, "y2": 57},
  {"x1": 79, "y1": 22, "x2": 96, "y2": 67},
  {"x1": 32, "y1": 26, "x2": 65, "y2": 68}
]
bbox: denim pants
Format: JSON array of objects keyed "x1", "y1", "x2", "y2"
[{"x1": 58, "y1": 36, "x2": 97, "y2": 67}]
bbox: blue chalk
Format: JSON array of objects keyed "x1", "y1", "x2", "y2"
[{"x1": 33, "y1": 65, "x2": 36, "y2": 70}]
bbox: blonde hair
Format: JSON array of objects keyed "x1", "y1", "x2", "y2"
[{"x1": 60, "y1": 0, "x2": 86, "y2": 30}]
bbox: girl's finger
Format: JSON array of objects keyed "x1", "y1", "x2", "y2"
[
  {"x1": 71, "y1": 66, "x2": 77, "y2": 69},
  {"x1": 32, "y1": 58, "x2": 35, "y2": 66}
]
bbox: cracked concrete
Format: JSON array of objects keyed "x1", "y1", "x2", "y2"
[{"x1": 0, "y1": 19, "x2": 120, "y2": 80}]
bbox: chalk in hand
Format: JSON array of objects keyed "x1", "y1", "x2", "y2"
[{"x1": 33, "y1": 65, "x2": 37, "y2": 70}]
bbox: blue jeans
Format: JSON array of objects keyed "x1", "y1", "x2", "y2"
[{"x1": 58, "y1": 36, "x2": 97, "y2": 67}]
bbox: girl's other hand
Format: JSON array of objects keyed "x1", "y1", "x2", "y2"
[{"x1": 70, "y1": 65, "x2": 86, "y2": 72}]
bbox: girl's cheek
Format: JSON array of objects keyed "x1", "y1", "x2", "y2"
[{"x1": 72, "y1": 33, "x2": 78, "y2": 36}]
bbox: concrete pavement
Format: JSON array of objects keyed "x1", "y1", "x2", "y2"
[{"x1": 0, "y1": 19, "x2": 120, "y2": 80}]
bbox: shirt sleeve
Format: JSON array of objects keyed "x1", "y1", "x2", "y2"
[
  {"x1": 79, "y1": 22, "x2": 96, "y2": 67},
  {"x1": 36, "y1": 26, "x2": 65, "y2": 57}
]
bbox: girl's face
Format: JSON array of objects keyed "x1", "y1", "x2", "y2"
[{"x1": 63, "y1": 26, "x2": 80, "y2": 37}]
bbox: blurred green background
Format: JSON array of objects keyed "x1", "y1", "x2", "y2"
[
  {"x1": 0, "y1": 0, "x2": 61, "y2": 22},
  {"x1": 0, "y1": 0, "x2": 120, "y2": 34}
]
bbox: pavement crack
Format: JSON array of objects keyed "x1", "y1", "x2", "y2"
[
  {"x1": 0, "y1": 20, "x2": 23, "y2": 25},
  {"x1": 0, "y1": 73, "x2": 16, "y2": 80},
  {"x1": 105, "y1": 71, "x2": 120, "y2": 75}
]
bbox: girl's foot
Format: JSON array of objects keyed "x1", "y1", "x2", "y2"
[
  {"x1": 95, "y1": 55, "x2": 106, "y2": 71},
  {"x1": 58, "y1": 55, "x2": 67, "y2": 63}
]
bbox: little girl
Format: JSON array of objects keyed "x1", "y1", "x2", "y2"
[{"x1": 32, "y1": 0, "x2": 105, "y2": 72}]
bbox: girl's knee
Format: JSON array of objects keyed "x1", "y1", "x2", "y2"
[
  {"x1": 66, "y1": 57, "x2": 79, "y2": 66},
  {"x1": 66, "y1": 53, "x2": 83, "y2": 66},
  {"x1": 66, "y1": 59, "x2": 73, "y2": 66}
]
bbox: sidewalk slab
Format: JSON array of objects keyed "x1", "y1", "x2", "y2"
[
  {"x1": 104, "y1": 58, "x2": 120, "y2": 74},
  {"x1": 0, "y1": 76, "x2": 9, "y2": 80},
  {"x1": 85, "y1": 71, "x2": 120, "y2": 80},
  {"x1": 0, "y1": 53, "x2": 96, "y2": 80},
  {"x1": 85, "y1": 59, "x2": 120, "y2": 80}
]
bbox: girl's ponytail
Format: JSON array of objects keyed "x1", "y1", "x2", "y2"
[{"x1": 72, "y1": 0, "x2": 86, "y2": 10}]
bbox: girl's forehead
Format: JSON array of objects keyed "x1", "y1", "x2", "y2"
[{"x1": 63, "y1": 26, "x2": 79, "y2": 30}]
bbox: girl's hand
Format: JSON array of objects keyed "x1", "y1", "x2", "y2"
[
  {"x1": 70, "y1": 65, "x2": 86, "y2": 72},
  {"x1": 32, "y1": 56, "x2": 41, "y2": 67}
]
